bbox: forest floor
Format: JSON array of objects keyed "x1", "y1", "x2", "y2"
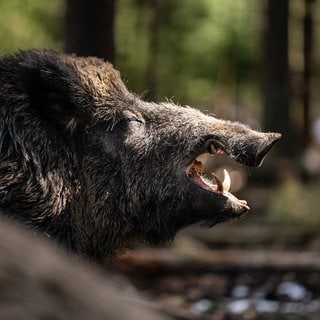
[{"x1": 115, "y1": 218, "x2": 320, "y2": 320}]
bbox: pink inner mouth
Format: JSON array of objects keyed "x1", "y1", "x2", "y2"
[
  {"x1": 186, "y1": 153, "x2": 248, "y2": 208},
  {"x1": 188, "y1": 159, "x2": 218, "y2": 192}
]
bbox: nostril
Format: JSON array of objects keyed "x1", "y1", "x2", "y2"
[
  {"x1": 232, "y1": 132, "x2": 281, "y2": 167},
  {"x1": 255, "y1": 133, "x2": 281, "y2": 167}
]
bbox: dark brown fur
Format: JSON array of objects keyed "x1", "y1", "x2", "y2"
[{"x1": 0, "y1": 49, "x2": 280, "y2": 263}]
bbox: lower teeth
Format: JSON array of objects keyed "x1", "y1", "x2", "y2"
[{"x1": 211, "y1": 172, "x2": 223, "y2": 192}]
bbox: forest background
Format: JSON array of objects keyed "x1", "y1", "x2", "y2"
[{"x1": 2, "y1": 1, "x2": 320, "y2": 319}]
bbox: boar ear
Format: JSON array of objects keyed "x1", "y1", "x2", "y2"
[{"x1": 22, "y1": 59, "x2": 84, "y2": 133}]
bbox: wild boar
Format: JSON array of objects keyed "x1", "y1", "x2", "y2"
[{"x1": 0, "y1": 49, "x2": 280, "y2": 263}]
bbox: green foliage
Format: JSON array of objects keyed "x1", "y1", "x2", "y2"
[
  {"x1": 0, "y1": 0, "x2": 262, "y2": 113},
  {"x1": 116, "y1": 0, "x2": 261, "y2": 110},
  {"x1": 268, "y1": 180, "x2": 320, "y2": 227},
  {"x1": 0, "y1": 0, "x2": 64, "y2": 54}
]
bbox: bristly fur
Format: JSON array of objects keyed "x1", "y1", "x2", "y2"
[{"x1": 0, "y1": 49, "x2": 280, "y2": 264}]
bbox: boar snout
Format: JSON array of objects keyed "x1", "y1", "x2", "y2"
[
  {"x1": 184, "y1": 121, "x2": 281, "y2": 226},
  {"x1": 232, "y1": 132, "x2": 282, "y2": 167}
]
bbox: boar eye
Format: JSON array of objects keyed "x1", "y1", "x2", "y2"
[
  {"x1": 121, "y1": 111, "x2": 144, "y2": 125},
  {"x1": 125, "y1": 115, "x2": 142, "y2": 123}
]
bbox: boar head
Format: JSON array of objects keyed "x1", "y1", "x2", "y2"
[{"x1": 0, "y1": 50, "x2": 280, "y2": 262}]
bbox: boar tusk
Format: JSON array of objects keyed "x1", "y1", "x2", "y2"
[{"x1": 222, "y1": 169, "x2": 231, "y2": 192}]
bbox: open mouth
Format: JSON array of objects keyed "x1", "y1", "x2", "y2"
[{"x1": 186, "y1": 142, "x2": 249, "y2": 210}]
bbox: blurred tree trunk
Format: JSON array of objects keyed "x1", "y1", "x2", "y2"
[
  {"x1": 65, "y1": 0, "x2": 115, "y2": 64},
  {"x1": 144, "y1": 0, "x2": 160, "y2": 101},
  {"x1": 263, "y1": 0, "x2": 293, "y2": 156},
  {"x1": 302, "y1": 0, "x2": 315, "y2": 145}
]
